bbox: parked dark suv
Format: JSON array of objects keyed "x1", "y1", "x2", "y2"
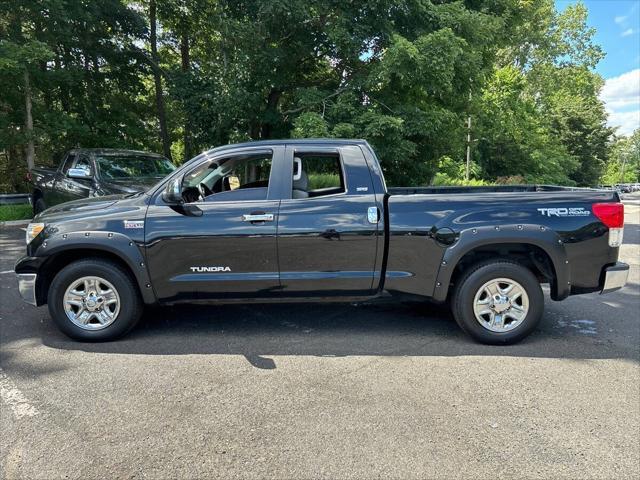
[{"x1": 30, "y1": 148, "x2": 175, "y2": 214}]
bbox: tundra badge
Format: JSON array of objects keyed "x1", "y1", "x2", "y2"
[{"x1": 190, "y1": 266, "x2": 232, "y2": 272}]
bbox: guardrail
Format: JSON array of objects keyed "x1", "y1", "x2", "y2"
[{"x1": 0, "y1": 194, "x2": 32, "y2": 205}]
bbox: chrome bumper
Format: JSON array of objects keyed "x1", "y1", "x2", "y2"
[
  {"x1": 17, "y1": 273, "x2": 37, "y2": 306},
  {"x1": 601, "y1": 262, "x2": 629, "y2": 295}
]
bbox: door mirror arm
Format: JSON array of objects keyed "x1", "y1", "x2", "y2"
[{"x1": 170, "y1": 204, "x2": 203, "y2": 217}]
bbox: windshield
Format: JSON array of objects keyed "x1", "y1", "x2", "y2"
[{"x1": 96, "y1": 154, "x2": 176, "y2": 179}]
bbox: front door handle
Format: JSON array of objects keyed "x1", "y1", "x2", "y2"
[{"x1": 242, "y1": 213, "x2": 274, "y2": 222}]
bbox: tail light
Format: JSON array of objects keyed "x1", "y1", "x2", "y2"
[{"x1": 592, "y1": 203, "x2": 624, "y2": 247}]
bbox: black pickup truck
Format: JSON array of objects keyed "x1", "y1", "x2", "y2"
[
  {"x1": 15, "y1": 139, "x2": 629, "y2": 344},
  {"x1": 29, "y1": 148, "x2": 175, "y2": 214}
]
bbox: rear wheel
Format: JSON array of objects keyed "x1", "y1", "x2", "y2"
[
  {"x1": 48, "y1": 259, "x2": 143, "y2": 341},
  {"x1": 451, "y1": 260, "x2": 543, "y2": 345}
]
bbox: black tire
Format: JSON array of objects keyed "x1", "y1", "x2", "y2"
[
  {"x1": 47, "y1": 259, "x2": 143, "y2": 341},
  {"x1": 451, "y1": 259, "x2": 544, "y2": 345},
  {"x1": 33, "y1": 198, "x2": 47, "y2": 215}
]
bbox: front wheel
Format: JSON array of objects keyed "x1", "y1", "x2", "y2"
[
  {"x1": 451, "y1": 260, "x2": 544, "y2": 345},
  {"x1": 48, "y1": 259, "x2": 143, "y2": 341}
]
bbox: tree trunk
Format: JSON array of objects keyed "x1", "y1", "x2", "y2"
[
  {"x1": 261, "y1": 89, "x2": 282, "y2": 139},
  {"x1": 181, "y1": 32, "x2": 192, "y2": 162},
  {"x1": 8, "y1": 145, "x2": 21, "y2": 193},
  {"x1": 23, "y1": 68, "x2": 35, "y2": 171},
  {"x1": 150, "y1": 0, "x2": 172, "y2": 160}
]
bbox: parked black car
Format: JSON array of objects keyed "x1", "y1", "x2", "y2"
[
  {"x1": 16, "y1": 139, "x2": 628, "y2": 344},
  {"x1": 29, "y1": 148, "x2": 175, "y2": 214}
]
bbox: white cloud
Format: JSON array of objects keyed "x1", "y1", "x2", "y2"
[
  {"x1": 608, "y1": 110, "x2": 640, "y2": 136},
  {"x1": 621, "y1": 28, "x2": 635, "y2": 37},
  {"x1": 600, "y1": 69, "x2": 640, "y2": 136},
  {"x1": 615, "y1": 15, "x2": 627, "y2": 24},
  {"x1": 601, "y1": 69, "x2": 640, "y2": 108}
]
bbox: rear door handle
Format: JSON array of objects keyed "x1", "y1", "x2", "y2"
[
  {"x1": 367, "y1": 206, "x2": 379, "y2": 224},
  {"x1": 242, "y1": 213, "x2": 274, "y2": 222}
]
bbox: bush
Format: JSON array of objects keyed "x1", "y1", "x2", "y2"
[
  {"x1": 430, "y1": 156, "x2": 491, "y2": 186},
  {"x1": 495, "y1": 175, "x2": 526, "y2": 184},
  {"x1": 431, "y1": 173, "x2": 491, "y2": 186}
]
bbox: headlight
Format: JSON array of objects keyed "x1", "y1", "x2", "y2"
[{"x1": 25, "y1": 223, "x2": 45, "y2": 244}]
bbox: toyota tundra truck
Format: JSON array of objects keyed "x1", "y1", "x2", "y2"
[{"x1": 15, "y1": 139, "x2": 629, "y2": 344}]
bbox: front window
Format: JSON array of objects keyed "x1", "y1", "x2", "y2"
[
  {"x1": 181, "y1": 152, "x2": 273, "y2": 203},
  {"x1": 96, "y1": 154, "x2": 175, "y2": 180},
  {"x1": 74, "y1": 155, "x2": 92, "y2": 175}
]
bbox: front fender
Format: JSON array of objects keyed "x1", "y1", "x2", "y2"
[
  {"x1": 431, "y1": 224, "x2": 570, "y2": 302},
  {"x1": 23, "y1": 230, "x2": 156, "y2": 305}
]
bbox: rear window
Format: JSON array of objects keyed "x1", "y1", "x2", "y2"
[{"x1": 292, "y1": 153, "x2": 345, "y2": 199}]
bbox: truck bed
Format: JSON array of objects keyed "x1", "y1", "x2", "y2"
[{"x1": 387, "y1": 184, "x2": 595, "y2": 195}]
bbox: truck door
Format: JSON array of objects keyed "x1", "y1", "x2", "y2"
[
  {"x1": 49, "y1": 153, "x2": 76, "y2": 205},
  {"x1": 276, "y1": 145, "x2": 380, "y2": 295},
  {"x1": 55, "y1": 153, "x2": 94, "y2": 203},
  {"x1": 144, "y1": 147, "x2": 286, "y2": 302}
]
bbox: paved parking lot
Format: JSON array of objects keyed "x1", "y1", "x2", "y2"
[{"x1": 1, "y1": 198, "x2": 639, "y2": 479}]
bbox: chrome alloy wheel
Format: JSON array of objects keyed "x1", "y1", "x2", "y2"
[
  {"x1": 472, "y1": 277, "x2": 529, "y2": 332},
  {"x1": 63, "y1": 276, "x2": 121, "y2": 330}
]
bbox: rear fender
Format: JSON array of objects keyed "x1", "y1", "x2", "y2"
[{"x1": 432, "y1": 224, "x2": 570, "y2": 302}]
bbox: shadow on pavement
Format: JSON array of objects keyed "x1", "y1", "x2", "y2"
[{"x1": 2, "y1": 296, "x2": 635, "y2": 370}]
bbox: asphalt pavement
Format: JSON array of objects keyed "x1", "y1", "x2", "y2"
[{"x1": 1, "y1": 197, "x2": 639, "y2": 479}]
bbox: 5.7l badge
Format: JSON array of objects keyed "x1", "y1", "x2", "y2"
[{"x1": 123, "y1": 220, "x2": 144, "y2": 229}]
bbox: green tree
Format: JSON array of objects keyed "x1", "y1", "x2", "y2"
[
  {"x1": 0, "y1": 1, "x2": 153, "y2": 169},
  {"x1": 0, "y1": 0, "x2": 617, "y2": 193},
  {"x1": 474, "y1": 1, "x2": 611, "y2": 186},
  {"x1": 167, "y1": 0, "x2": 530, "y2": 184},
  {"x1": 527, "y1": 4, "x2": 611, "y2": 186},
  {"x1": 601, "y1": 130, "x2": 640, "y2": 184},
  {"x1": 476, "y1": 66, "x2": 577, "y2": 184}
]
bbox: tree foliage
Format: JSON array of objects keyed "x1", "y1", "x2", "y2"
[
  {"x1": 601, "y1": 130, "x2": 640, "y2": 185},
  {"x1": 0, "y1": 0, "x2": 619, "y2": 192}
]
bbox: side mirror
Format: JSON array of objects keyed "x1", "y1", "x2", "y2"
[
  {"x1": 162, "y1": 177, "x2": 183, "y2": 204},
  {"x1": 68, "y1": 168, "x2": 92, "y2": 179}
]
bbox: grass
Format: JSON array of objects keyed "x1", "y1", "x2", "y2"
[
  {"x1": 0, "y1": 204, "x2": 32, "y2": 222},
  {"x1": 308, "y1": 173, "x2": 341, "y2": 190}
]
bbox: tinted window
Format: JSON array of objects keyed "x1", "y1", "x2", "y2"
[
  {"x1": 96, "y1": 154, "x2": 175, "y2": 179},
  {"x1": 74, "y1": 155, "x2": 92, "y2": 174},
  {"x1": 292, "y1": 153, "x2": 345, "y2": 199},
  {"x1": 182, "y1": 152, "x2": 273, "y2": 203}
]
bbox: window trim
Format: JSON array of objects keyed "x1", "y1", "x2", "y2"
[{"x1": 60, "y1": 154, "x2": 76, "y2": 175}]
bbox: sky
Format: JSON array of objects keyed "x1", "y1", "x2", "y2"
[{"x1": 556, "y1": 0, "x2": 640, "y2": 136}]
